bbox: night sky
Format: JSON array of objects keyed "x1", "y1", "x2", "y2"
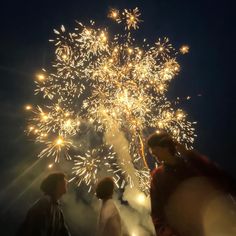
[{"x1": 0, "y1": 0, "x2": 235, "y2": 235}]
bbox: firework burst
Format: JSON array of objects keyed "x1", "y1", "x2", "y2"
[
  {"x1": 26, "y1": 7, "x2": 196, "y2": 193},
  {"x1": 72, "y1": 146, "x2": 116, "y2": 192},
  {"x1": 38, "y1": 136, "x2": 73, "y2": 162}
]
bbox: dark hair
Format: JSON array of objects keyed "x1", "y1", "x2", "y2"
[
  {"x1": 40, "y1": 172, "x2": 65, "y2": 196},
  {"x1": 96, "y1": 177, "x2": 114, "y2": 200},
  {"x1": 147, "y1": 131, "x2": 176, "y2": 155}
]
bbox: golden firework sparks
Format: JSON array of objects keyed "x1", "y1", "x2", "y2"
[
  {"x1": 108, "y1": 8, "x2": 120, "y2": 21},
  {"x1": 36, "y1": 73, "x2": 46, "y2": 81},
  {"x1": 38, "y1": 136, "x2": 73, "y2": 162},
  {"x1": 25, "y1": 105, "x2": 32, "y2": 110},
  {"x1": 180, "y1": 45, "x2": 190, "y2": 54},
  {"x1": 26, "y1": 7, "x2": 195, "y2": 193},
  {"x1": 72, "y1": 147, "x2": 115, "y2": 192},
  {"x1": 124, "y1": 7, "x2": 142, "y2": 30}
]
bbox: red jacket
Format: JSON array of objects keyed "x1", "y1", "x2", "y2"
[{"x1": 150, "y1": 151, "x2": 235, "y2": 236}]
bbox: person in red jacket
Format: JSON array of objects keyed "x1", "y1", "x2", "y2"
[{"x1": 147, "y1": 131, "x2": 236, "y2": 236}]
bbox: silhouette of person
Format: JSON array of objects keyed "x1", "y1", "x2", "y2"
[
  {"x1": 17, "y1": 172, "x2": 71, "y2": 236},
  {"x1": 147, "y1": 131, "x2": 236, "y2": 236},
  {"x1": 96, "y1": 177, "x2": 128, "y2": 236}
]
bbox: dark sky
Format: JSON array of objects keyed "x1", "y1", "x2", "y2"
[{"x1": 0, "y1": 0, "x2": 235, "y2": 235}]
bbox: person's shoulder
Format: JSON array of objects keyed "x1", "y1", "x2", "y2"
[
  {"x1": 103, "y1": 199, "x2": 119, "y2": 215},
  {"x1": 151, "y1": 165, "x2": 165, "y2": 177},
  {"x1": 104, "y1": 199, "x2": 117, "y2": 209},
  {"x1": 37, "y1": 195, "x2": 51, "y2": 205},
  {"x1": 30, "y1": 195, "x2": 51, "y2": 211},
  {"x1": 99, "y1": 200, "x2": 116, "y2": 222},
  {"x1": 185, "y1": 150, "x2": 210, "y2": 164}
]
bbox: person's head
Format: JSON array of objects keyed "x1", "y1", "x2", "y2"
[
  {"x1": 147, "y1": 131, "x2": 177, "y2": 164},
  {"x1": 95, "y1": 177, "x2": 114, "y2": 201},
  {"x1": 40, "y1": 172, "x2": 67, "y2": 199}
]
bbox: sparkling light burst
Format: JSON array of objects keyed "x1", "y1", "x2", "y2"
[
  {"x1": 72, "y1": 147, "x2": 116, "y2": 192},
  {"x1": 180, "y1": 45, "x2": 190, "y2": 54},
  {"x1": 26, "y1": 7, "x2": 196, "y2": 193}
]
